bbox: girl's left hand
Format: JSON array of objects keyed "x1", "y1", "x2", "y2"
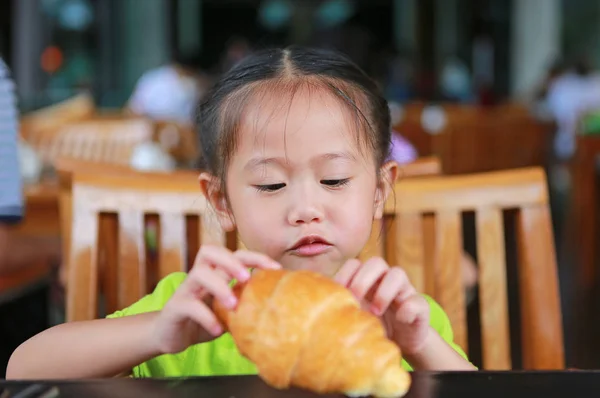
[{"x1": 334, "y1": 257, "x2": 431, "y2": 356}]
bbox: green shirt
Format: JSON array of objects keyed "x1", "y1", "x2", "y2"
[{"x1": 107, "y1": 272, "x2": 468, "y2": 377}]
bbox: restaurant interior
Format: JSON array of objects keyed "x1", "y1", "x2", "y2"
[{"x1": 1, "y1": 0, "x2": 600, "y2": 396}]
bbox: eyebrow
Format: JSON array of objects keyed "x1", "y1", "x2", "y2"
[{"x1": 243, "y1": 151, "x2": 357, "y2": 171}]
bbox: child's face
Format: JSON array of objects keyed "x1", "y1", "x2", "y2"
[{"x1": 204, "y1": 86, "x2": 396, "y2": 277}]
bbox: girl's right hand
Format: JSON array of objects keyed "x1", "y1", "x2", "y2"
[{"x1": 151, "y1": 245, "x2": 281, "y2": 355}]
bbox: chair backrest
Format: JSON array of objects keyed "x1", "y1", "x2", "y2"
[
  {"x1": 55, "y1": 158, "x2": 137, "y2": 277},
  {"x1": 25, "y1": 117, "x2": 154, "y2": 166},
  {"x1": 20, "y1": 93, "x2": 95, "y2": 137},
  {"x1": 63, "y1": 168, "x2": 226, "y2": 322},
  {"x1": 394, "y1": 103, "x2": 551, "y2": 175},
  {"x1": 435, "y1": 106, "x2": 550, "y2": 175},
  {"x1": 386, "y1": 167, "x2": 563, "y2": 370}
]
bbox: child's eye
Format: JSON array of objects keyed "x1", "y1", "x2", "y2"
[
  {"x1": 254, "y1": 183, "x2": 286, "y2": 192},
  {"x1": 321, "y1": 178, "x2": 350, "y2": 187}
]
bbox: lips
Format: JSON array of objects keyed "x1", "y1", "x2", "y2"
[
  {"x1": 291, "y1": 235, "x2": 331, "y2": 250},
  {"x1": 289, "y1": 235, "x2": 333, "y2": 256}
]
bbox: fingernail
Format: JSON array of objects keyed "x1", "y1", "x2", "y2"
[
  {"x1": 237, "y1": 270, "x2": 251, "y2": 282},
  {"x1": 370, "y1": 304, "x2": 382, "y2": 316},
  {"x1": 225, "y1": 295, "x2": 237, "y2": 309}
]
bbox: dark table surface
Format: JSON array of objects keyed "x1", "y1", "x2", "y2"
[{"x1": 2, "y1": 371, "x2": 600, "y2": 398}]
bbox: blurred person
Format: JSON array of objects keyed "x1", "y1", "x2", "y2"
[
  {"x1": 127, "y1": 52, "x2": 208, "y2": 125},
  {"x1": 0, "y1": 59, "x2": 61, "y2": 275},
  {"x1": 543, "y1": 56, "x2": 600, "y2": 160},
  {"x1": 0, "y1": 57, "x2": 61, "y2": 376},
  {"x1": 534, "y1": 59, "x2": 566, "y2": 101}
]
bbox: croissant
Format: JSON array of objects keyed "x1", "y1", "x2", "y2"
[{"x1": 213, "y1": 269, "x2": 411, "y2": 398}]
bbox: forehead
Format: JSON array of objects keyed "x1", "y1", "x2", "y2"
[{"x1": 234, "y1": 83, "x2": 367, "y2": 162}]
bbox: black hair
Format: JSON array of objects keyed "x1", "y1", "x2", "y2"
[{"x1": 196, "y1": 45, "x2": 392, "y2": 191}]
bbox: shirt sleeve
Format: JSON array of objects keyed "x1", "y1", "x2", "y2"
[
  {"x1": 0, "y1": 59, "x2": 23, "y2": 224},
  {"x1": 424, "y1": 294, "x2": 471, "y2": 361}
]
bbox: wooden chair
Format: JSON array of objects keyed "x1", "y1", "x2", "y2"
[
  {"x1": 566, "y1": 133, "x2": 600, "y2": 368},
  {"x1": 61, "y1": 167, "x2": 225, "y2": 322},
  {"x1": 569, "y1": 134, "x2": 600, "y2": 289},
  {"x1": 384, "y1": 167, "x2": 563, "y2": 370},
  {"x1": 394, "y1": 103, "x2": 552, "y2": 175},
  {"x1": 25, "y1": 117, "x2": 154, "y2": 167},
  {"x1": 55, "y1": 159, "x2": 137, "y2": 281},
  {"x1": 20, "y1": 92, "x2": 95, "y2": 138}
]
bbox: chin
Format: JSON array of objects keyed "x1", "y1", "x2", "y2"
[{"x1": 281, "y1": 255, "x2": 343, "y2": 277}]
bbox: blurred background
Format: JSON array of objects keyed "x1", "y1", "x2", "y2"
[
  {"x1": 0, "y1": 0, "x2": 581, "y2": 109},
  {"x1": 2, "y1": 0, "x2": 600, "y2": 378}
]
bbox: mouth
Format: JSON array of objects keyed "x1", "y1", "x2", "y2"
[{"x1": 289, "y1": 235, "x2": 333, "y2": 257}]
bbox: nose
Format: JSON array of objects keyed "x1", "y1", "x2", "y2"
[{"x1": 287, "y1": 184, "x2": 324, "y2": 225}]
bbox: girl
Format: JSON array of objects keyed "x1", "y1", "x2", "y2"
[{"x1": 7, "y1": 46, "x2": 475, "y2": 379}]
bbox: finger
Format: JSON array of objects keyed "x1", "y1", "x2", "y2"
[
  {"x1": 178, "y1": 297, "x2": 224, "y2": 336},
  {"x1": 370, "y1": 267, "x2": 408, "y2": 316},
  {"x1": 333, "y1": 258, "x2": 362, "y2": 287},
  {"x1": 348, "y1": 257, "x2": 389, "y2": 302},
  {"x1": 212, "y1": 266, "x2": 230, "y2": 282},
  {"x1": 233, "y1": 250, "x2": 282, "y2": 271},
  {"x1": 194, "y1": 245, "x2": 251, "y2": 282},
  {"x1": 189, "y1": 266, "x2": 238, "y2": 310},
  {"x1": 394, "y1": 294, "x2": 430, "y2": 325}
]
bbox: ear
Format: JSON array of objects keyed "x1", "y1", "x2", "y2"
[
  {"x1": 198, "y1": 172, "x2": 236, "y2": 232},
  {"x1": 374, "y1": 160, "x2": 399, "y2": 219}
]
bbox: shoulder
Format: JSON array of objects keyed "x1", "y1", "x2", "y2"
[{"x1": 107, "y1": 272, "x2": 187, "y2": 318}]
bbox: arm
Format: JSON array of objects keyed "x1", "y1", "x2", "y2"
[
  {"x1": 403, "y1": 326, "x2": 476, "y2": 371},
  {"x1": 6, "y1": 312, "x2": 162, "y2": 379},
  {"x1": 7, "y1": 247, "x2": 282, "y2": 380},
  {"x1": 0, "y1": 226, "x2": 61, "y2": 276}
]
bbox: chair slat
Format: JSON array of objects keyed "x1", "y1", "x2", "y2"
[
  {"x1": 516, "y1": 205, "x2": 564, "y2": 369},
  {"x1": 435, "y1": 209, "x2": 467, "y2": 352},
  {"x1": 118, "y1": 210, "x2": 147, "y2": 310},
  {"x1": 396, "y1": 213, "x2": 424, "y2": 293},
  {"x1": 422, "y1": 215, "x2": 436, "y2": 297},
  {"x1": 66, "y1": 206, "x2": 99, "y2": 322},
  {"x1": 99, "y1": 214, "x2": 119, "y2": 315},
  {"x1": 476, "y1": 207, "x2": 511, "y2": 370}
]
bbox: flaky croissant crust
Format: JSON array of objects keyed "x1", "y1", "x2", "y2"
[{"x1": 213, "y1": 269, "x2": 411, "y2": 398}]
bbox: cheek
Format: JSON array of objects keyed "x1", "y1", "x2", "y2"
[
  {"x1": 333, "y1": 183, "x2": 378, "y2": 234},
  {"x1": 228, "y1": 189, "x2": 282, "y2": 250}
]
